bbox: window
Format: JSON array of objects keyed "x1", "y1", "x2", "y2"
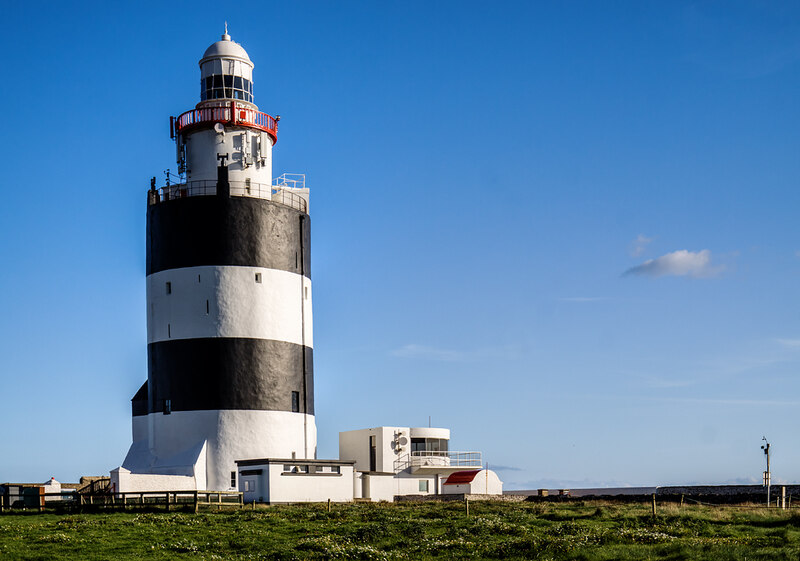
[
  {"x1": 419, "y1": 480, "x2": 429, "y2": 492},
  {"x1": 230, "y1": 472, "x2": 236, "y2": 488},
  {"x1": 163, "y1": 399, "x2": 171, "y2": 415},
  {"x1": 411, "y1": 438, "x2": 449, "y2": 454},
  {"x1": 305, "y1": 287, "x2": 308, "y2": 299},
  {"x1": 206, "y1": 300, "x2": 209, "y2": 314},
  {"x1": 331, "y1": 466, "x2": 340, "y2": 474},
  {"x1": 244, "y1": 480, "x2": 254, "y2": 492},
  {"x1": 201, "y1": 74, "x2": 253, "y2": 102},
  {"x1": 255, "y1": 273, "x2": 262, "y2": 283},
  {"x1": 167, "y1": 323, "x2": 171, "y2": 338},
  {"x1": 291, "y1": 391, "x2": 300, "y2": 413},
  {"x1": 165, "y1": 282, "x2": 171, "y2": 294}
]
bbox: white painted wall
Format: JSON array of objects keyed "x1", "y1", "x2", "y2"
[
  {"x1": 239, "y1": 462, "x2": 354, "y2": 504},
  {"x1": 132, "y1": 415, "x2": 148, "y2": 443},
  {"x1": 112, "y1": 467, "x2": 198, "y2": 493},
  {"x1": 123, "y1": 410, "x2": 316, "y2": 491},
  {"x1": 360, "y1": 473, "x2": 396, "y2": 502},
  {"x1": 394, "y1": 473, "x2": 438, "y2": 497},
  {"x1": 185, "y1": 127, "x2": 272, "y2": 186},
  {"x1": 340, "y1": 426, "x2": 450, "y2": 474},
  {"x1": 266, "y1": 463, "x2": 354, "y2": 504},
  {"x1": 147, "y1": 266, "x2": 312, "y2": 347},
  {"x1": 409, "y1": 427, "x2": 450, "y2": 440}
]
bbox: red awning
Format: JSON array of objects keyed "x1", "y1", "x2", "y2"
[{"x1": 443, "y1": 470, "x2": 481, "y2": 485}]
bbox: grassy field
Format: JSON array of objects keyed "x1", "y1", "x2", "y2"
[{"x1": 1, "y1": 500, "x2": 800, "y2": 560}]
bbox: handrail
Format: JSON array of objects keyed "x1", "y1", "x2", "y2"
[
  {"x1": 274, "y1": 173, "x2": 306, "y2": 190},
  {"x1": 152, "y1": 180, "x2": 307, "y2": 213},
  {"x1": 174, "y1": 101, "x2": 278, "y2": 141},
  {"x1": 393, "y1": 451, "x2": 483, "y2": 472}
]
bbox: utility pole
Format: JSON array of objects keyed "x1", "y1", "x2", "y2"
[{"x1": 761, "y1": 436, "x2": 771, "y2": 507}]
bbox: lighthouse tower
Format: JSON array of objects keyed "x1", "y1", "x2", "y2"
[{"x1": 119, "y1": 31, "x2": 315, "y2": 491}]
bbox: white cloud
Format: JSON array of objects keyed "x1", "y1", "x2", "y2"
[
  {"x1": 629, "y1": 234, "x2": 653, "y2": 257},
  {"x1": 624, "y1": 249, "x2": 723, "y2": 278},
  {"x1": 777, "y1": 339, "x2": 800, "y2": 348}
]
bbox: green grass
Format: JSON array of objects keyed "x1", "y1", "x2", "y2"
[{"x1": 2, "y1": 500, "x2": 800, "y2": 560}]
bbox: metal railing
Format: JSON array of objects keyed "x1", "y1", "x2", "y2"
[
  {"x1": 153, "y1": 180, "x2": 307, "y2": 213},
  {"x1": 174, "y1": 102, "x2": 278, "y2": 140},
  {"x1": 393, "y1": 451, "x2": 483, "y2": 472},
  {"x1": 270, "y1": 188, "x2": 308, "y2": 213},
  {"x1": 274, "y1": 173, "x2": 306, "y2": 190}
]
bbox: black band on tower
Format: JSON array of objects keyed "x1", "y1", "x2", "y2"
[
  {"x1": 147, "y1": 196, "x2": 311, "y2": 277},
  {"x1": 147, "y1": 338, "x2": 314, "y2": 414}
]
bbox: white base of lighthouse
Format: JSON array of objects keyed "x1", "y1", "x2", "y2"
[{"x1": 119, "y1": 410, "x2": 317, "y2": 491}]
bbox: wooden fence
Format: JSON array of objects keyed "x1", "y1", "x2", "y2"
[{"x1": 1, "y1": 490, "x2": 243, "y2": 513}]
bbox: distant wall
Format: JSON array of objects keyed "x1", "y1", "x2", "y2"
[{"x1": 657, "y1": 485, "x2": 798, "y2": 504}]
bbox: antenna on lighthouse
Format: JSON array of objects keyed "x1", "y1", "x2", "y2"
[{"x1": 222, "y1": 22, "x2": 230, "y2": 40}]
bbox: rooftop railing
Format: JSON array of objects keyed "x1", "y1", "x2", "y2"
[
  {"x1": 173, "y1": 101, "x2": 278, "y2": 141},
  {"x1": 151, "y1": 179, "x2": 307, "y2": 213},
  {"x1": 393, "y1": 451, "x2": 483, "y2": 472}
]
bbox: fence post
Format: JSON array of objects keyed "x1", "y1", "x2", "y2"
[
  {"x1": 165, "y1": 492, "x2": 170, "y2": 512},
  {"x1": 218, "y1": 493, "x2": 222, "y2": 511},
  {"x1": 782, "y1": 487, "x2": 786, "y2": 510},
  {"x1": 651, "y1": 494, "x2": 657, "y2": 518},
  {"x1": 193, "y1": 491, "x2": 199, "y2": 513},
  {"x1": 327, "y1": 498, "x2": 331, "y2": 513},
  {"x1": 465, "y1": 498, "x2": 470, "y2": 517},
  {"x1": 680, "y1": 494, "x2": 684, "y2": 508}
]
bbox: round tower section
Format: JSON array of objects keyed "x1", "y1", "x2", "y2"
[
  {"x1": 171, "y1": 33, "x2": 276, "y2": 196},
  {"x1": 142, "y1": 190, "x2": 315, "y2": 490},
  {"x1": 124, "y1": 33, "x2": 315, "y2": 492}
]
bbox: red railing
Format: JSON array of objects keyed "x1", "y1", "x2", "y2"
[{"x1": 174, "y1": 102, "x2": 278, "y2": 142}]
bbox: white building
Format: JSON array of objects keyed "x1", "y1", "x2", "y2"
[
  {"x1": 232, "y1": 426, "x2": 503, "y2": 504},
  {"x1": 340, "y1": 426, "x2": 502, "y2": 501},
  {"x1": 112, "y1": 31, "x2": 502, "y2": 502}
]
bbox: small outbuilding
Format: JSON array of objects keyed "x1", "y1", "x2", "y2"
[
  {"x1": 235, "y1": 458, "x2": 355, "y2": 504},
  {"x1": 441, "y1": 469, "x2": 504, "y2": 495}
]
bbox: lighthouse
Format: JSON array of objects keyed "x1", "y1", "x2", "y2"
[{"x1": 118, "y1": 31, "x2": 315, "y2": 491}]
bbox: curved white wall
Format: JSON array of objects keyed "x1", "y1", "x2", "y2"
[
  {"x1": 409, "y1": 427, "x2": 450, "y2": 440},
  {"x1": 185, "y1": 127, "x2": 273, "y2": 186},
  {"x1": 147, "y1": 266, "x2": 312, "y2": 347},
  {"x1": 129, "y1": 410, "x2": 317, "y2": 491}
]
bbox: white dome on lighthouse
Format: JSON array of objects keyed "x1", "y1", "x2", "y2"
[
  {"x1": 200, "y1": 33, "x2": 253, "y2": 66},
  {"x1": 197, "y1": 29, "x2": 255, "y2": 104}
]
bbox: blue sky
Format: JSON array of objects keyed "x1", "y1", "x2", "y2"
[{"x1": 1, "y1": 1, "x2": 799, "y2": 489}]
